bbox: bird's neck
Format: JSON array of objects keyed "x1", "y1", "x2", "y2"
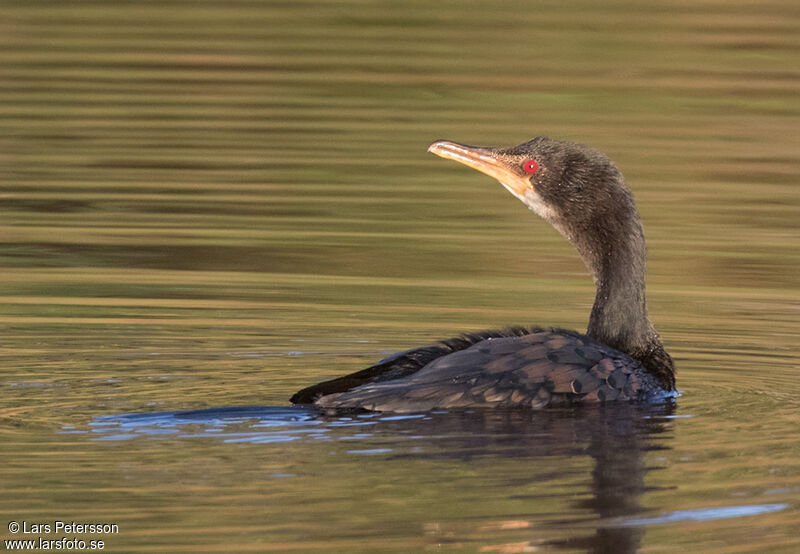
[
  {"x1": 587, "y1": 240, "x2": 650, "y2": 354},
  {"x1": 572, "y1": 213, "x2": 676, "y2": 390}
]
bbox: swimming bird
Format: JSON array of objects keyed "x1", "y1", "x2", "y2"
[{"x1": 291, "y1": 138, "x2": 676, "y2": 412}]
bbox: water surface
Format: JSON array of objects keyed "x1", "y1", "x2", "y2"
[{"x1": 2, "y1": 1, "x2": 799, "y2": 552}]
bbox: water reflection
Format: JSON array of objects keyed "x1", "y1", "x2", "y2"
[
  {"x1": 90, "y1": 403, "x2": 682, "y2": 552},
  {"x1": 88, "y1": 405, "x2": 323, "y2": 442}
]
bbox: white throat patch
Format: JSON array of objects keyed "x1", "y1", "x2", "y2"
[{"x1": 523, "y1": 188, "x2": 557, "y2": 223}]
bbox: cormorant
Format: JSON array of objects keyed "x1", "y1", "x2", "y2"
[{"x1": 291, "y1": 138, "x2": 676, "y2": 412}]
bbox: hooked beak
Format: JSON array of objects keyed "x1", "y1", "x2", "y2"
[{"x1": 427, "y1": 140, "x2": 532, "y2": 201}]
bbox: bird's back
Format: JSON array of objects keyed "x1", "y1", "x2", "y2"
[{"x1": 302, "y1": 328, "x2": 666, "y2": 413}]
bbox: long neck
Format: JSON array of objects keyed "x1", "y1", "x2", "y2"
[
  {"x1": 584, "y1": 214, "x2": 649, "y2": 350},
  {"x1": 572, "y1": 207, "x2": 676, "y2": 390}
]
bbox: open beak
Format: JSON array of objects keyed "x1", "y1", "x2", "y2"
[{"x1": 427, "y1": 140, "x2": 532, "y2": 201}]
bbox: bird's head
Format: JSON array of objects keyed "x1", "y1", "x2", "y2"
[{"x1": 428, "y1": 137, "x2": 637, "y2": 251}]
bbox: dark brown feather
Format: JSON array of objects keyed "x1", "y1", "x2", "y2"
[
  {"x1": 312, "y1": 328, "x2": 666, "y2": 413},
  {"x1": 289, "y1": 326, "x2": 540, "y2": 404}
]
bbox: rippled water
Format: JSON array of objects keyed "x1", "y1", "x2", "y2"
[{"x1": 2, "y1": 1, "x2": 799, "y2": 552}]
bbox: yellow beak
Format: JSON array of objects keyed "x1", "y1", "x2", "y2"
[{"x1": 428, "y1": 140, "x2": 532, "y2": 201}]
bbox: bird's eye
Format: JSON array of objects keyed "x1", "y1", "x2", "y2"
[{"x1": 523, "y1": 159, "x2": 538, "y2": 174}]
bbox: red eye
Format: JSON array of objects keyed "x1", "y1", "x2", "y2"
[{"x1": 523, "y1": 159, "x2": 538, "y2": 174}]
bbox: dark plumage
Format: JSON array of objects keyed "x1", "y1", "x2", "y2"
[{"x1": 290, "y1": 137, "x2": 676, "y2": 412}]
